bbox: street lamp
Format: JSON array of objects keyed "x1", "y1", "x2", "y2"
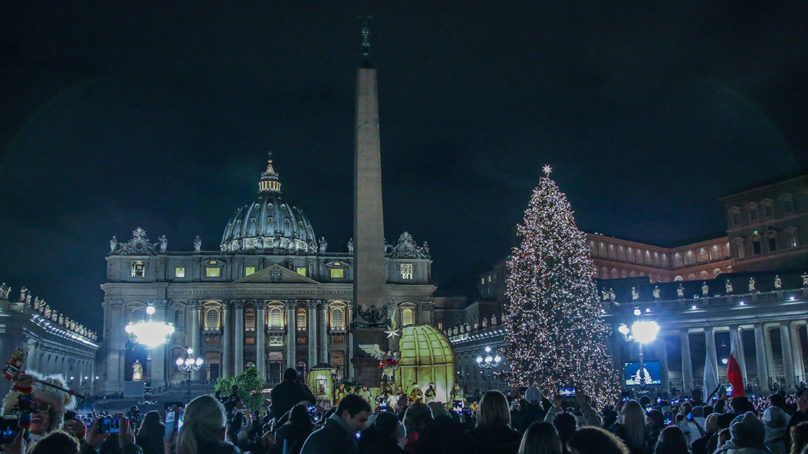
[
  {"x1": 618, "y1": 311, "x2": 659, "y2": 387},
  {"x1": 175, "y1": 347, "x2": 204, "y2": 403},
  {"x1": 125, "y1": 305, "x2": 174, "y2": 400},
  {"x1": 475, "y1": 346, "x2": 502, "y2": 391}
]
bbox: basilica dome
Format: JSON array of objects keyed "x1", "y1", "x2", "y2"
[{"x1": 220, "y1": 154, "x2": 318, "y2": 254}]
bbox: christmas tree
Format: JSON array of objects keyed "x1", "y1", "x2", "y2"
[{"x1": 503, "y1": 165, "x2": 620, "y2": 407}]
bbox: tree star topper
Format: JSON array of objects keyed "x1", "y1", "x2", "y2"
[{"x1": 542, "y1": 164, "x2": 552, "y2": 176}]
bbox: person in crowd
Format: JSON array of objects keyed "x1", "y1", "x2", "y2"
[
  {"x1": 81, "y1": 414, "x2": 143, "y2": 454},
  {"x1": 513, "y1": 388, "x2": 548, "y2": 433},
  {"x1": 609, "y1": 400, "x2": 647, "y2": 454},
  {"x1": 716, "y1": 429, "x2": 731, "y2": 451},
  {"x1": 653, "y1": 426, "x2": 688, "y2": 454},
  {"x1": 715, "y1": 411, "x2": 768, "y2": 454},
  {"x1": 300, "y1": 394, "x2": 371, "y2": 454},
  {"x1": 465, "y1": 390, "x2": 523, "y2": 454},
  {"x1": 567, "y1": 426, "x2": 629, "y2": 454},
  {"x1": 545, "y1": 393, "x2": 601, "y2": 428},
  {"x1": 788, "y1": 390, "x2": 808, "y2": 444},
  {"x1": 677, "y1": 402, "x2": 704, "y2": 446},
  {"x1": 644, "y1": 410, "x2": 665, "y2": 453},
  {"x1": 2, "y1": 372, "x2": 77, "y2": 450},
  {"x1": 63, "y1": 410, "x2": 87, "y2": 441},
  {"x1": 274, "y1": 403, "x2": 315, "y2": 454},
  {"x1": 790, "y1": 422, "x2": 808, "y2": 454},
  {"x1": 551, "y1": 412, "x2": 577, "y2": 454},
  {"x1": 28, "y1": 430, "x2": 78, "y2": 454},
  {"x1": 366, "y1": 411, "x2": 406, "y2": 454},
  {"x1": 692, "y1": 412, "x2": 720, "y2": 454},
  {"x1": 135, "y1": 410, "x2": 164, "y2": 454},
  {"x1": 176, "y1": 394, "x2": 239, "y2": 454},
  {"x1": 518, "y1": 421, "x2": 561, "y2": 454},
  {"x1": 402, "y1": 403, "x2": 433, "y2": 453},
  {"x1": 270, "y1": 369, "x2": 316, "y2": 421},
  {"x1": 765, "y1": 393, "x2": 791, "y2": 454}
]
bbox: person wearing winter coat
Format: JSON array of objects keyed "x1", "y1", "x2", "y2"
[
  {"x1": 715, "y1": 411, "x2": 769, "y2": 454},
  {"x1": 763, "y1": 394, "x2": 790, "y2": 454}
]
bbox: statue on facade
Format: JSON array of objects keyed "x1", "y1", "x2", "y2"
[
  {"x1": 481, "y1": 317, "x2": 488, "y2": 328},
  {"x1": 109, "y1": 236, "x2": 118, "y2": 253},
  {"x1": 702, "y1": 282, "x2": 709, "y2": 296},
  {"x1": 774, "y1": 275, "x2": 782, "y2": 289},
  {"x1": 802, "y1": 272, "x2": 808, "y2": 286},
  {"x1": 18, "y1": 286, "x2": 28, "y2": 303},
  {"x1": 193, "y1": 235, "x2": 202, "y2": 253},
  {"x1": 748, "y1": 277, "x2": 756, "y2": 292},
  {"x1": 450, "y1": 383, "x2": 463, "y2": 403},
  {"x1": 319, "y1": 237, "x2": 327, "y2": 253},
  {"x1": 132, "y1": 360, "x2": 143, "y2": 382},
  {"x1": 158, "y1": 235, "x2": 167, "y2": 253},
  {"x1": 726, "y1": 279, "x2": 733, "y2": 294},
  {"x1": 652, "y1": 285, "x2": 660, "y2": 299},
  {"x1": 676, "y1": 284, "x2": 684, "y2": 298},
  {"x1": 0, "y1": 283, "x2": 9, "y2": 300},
  {"x1": 347, "y1": 238, "x2": 353, "y2": 254},
  {"x1": 631, "y1": 287, "x2": 639, "y2": 301},
  {"x1": 491, "y1": 314, "x2": 497, "y2": 325},
  {"x1": 609, "y1": 288, "x2": 616, "y2": 302},
  {"x1": 422, "y1": 241, "x2": 430, "y2": 256},
  {"x1": 602, "y1": 289, "x2": 609, "y2": 301}
]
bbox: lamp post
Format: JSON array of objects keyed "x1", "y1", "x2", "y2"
[
  {"x1": 175, "y1": 347, "x2": 204, "y2": 403},
  {"x1": 618, "y1": 308, "x2": 659, "y2": 387},
  {"x1": 125, "y1": 305, "x2": 175, "y2": 400},
  {"x1": 475, "y1": 346, "x2": 502, "y2": 391}
]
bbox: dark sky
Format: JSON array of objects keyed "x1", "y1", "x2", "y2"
[{"x1": 1, "y1": 2, "x2": 807, "y2": 331}]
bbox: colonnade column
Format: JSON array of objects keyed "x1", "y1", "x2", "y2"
[
  {"x1": 754, "y1": 323, "x2": 769, "y2": 390},
  {"x1": 680, "y1": 329, "x2": 694, "y2": 392},
  {"x1": 347, "y1": 305, "x2": 354, "y2": 379},
  {"x1": 307, "y1": 301, "x2": 317, "y2": 369},
  {"x1": 657, "y1": 332, "x2": 669, "y2": 393},
  {"x1": 729, "y1": 325, "x2": 748, "y2": 384},
  {"x1": 256, "y1": 304, "x2": 266, "y2": 381},
  {"x1": 763, "y1": 325, "x2": 778, "y2": 386},
  {"x1": 319, "y1": 301, "x2": 329, "y2": 364},
  {"x1": 779, "y1": 322, "x2": 796, "y2": 390},
  {"x1": 704, "y1": 327, "x2": 719, "y2": 392},
  {"x1": 286, "y1": 301, "x2": 296, "y2": 370},
  {"x1": 234, "y1": 301, "x2": 244, "y2": 375},
  {"x1": 790, "y1": 323, "x2": 805, "y2": 385},
  {"x1": 189, "y1": 301, "x2": 201, "y2": 380},
  {"x1": 222, "y1": 302, "x2": 231, "y2": 378}
]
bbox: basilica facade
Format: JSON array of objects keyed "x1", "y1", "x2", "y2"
[{"x1": 99, "y1": 156, "x2": 435, "y2": 393}]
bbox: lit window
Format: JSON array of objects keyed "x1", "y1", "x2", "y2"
[
  {"x1": 488, "y1": 275, "x2": 492, "y2": 283},
  {"x1": 245, "y1": 266, "x2": 256, "y2": 276},
  {"x1": 245, "y1": 309, "x2": 255, "y2": 331},
  {"x1": 206, "y1": 267, "x2": 221, "y2": 278},
  {"x1": 330, "y1": 268, "x2": 344, "y2": 279},
  {"x1": 131, "y1": 261, "x2": 145, "y2": 278},
  {"x1": 296, "y1": 309, "x2": 307, "y2": 330},
  {"x1": 402, "y1": 308, "x2": 414, "y2": 326},
  {"x1": 205, "y1": 308, "x2": 220, "y2": 330},
  {"x1": 331, "y1": 308, "x2": 344, "y2": 329},
  {"x1": 175, "y1": 266, "x2": 185, "y2": 278},
  {"x1": 481, "y1": 278, "x2": 485, "y2": 285},
  {"x1": 269, "y1": 308, "x2": 283, "y2": 328},
  {"x1": 400, "y1": 263, "x2": 413, "y2": 280},
  {"x1": 296, "y1": 267, "x2": 307, "y2": 276}
]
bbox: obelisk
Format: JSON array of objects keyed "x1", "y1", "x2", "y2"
[{"x1": 352, "y1": 21, "x2": 388, "y2": 384}]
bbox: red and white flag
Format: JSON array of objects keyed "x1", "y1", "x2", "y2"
[{"x1": 727, "y1": 332, "x2": 745, "y2": 397}]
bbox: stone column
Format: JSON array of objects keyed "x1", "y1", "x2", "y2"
[
  {"x1": 657, "y1": 332, "x2": 670, "y2": 393},
  {"x1": 729, "y1": 325, "x2": 748, "y2": 384},
  {"x1": 308, "y1": 301, "x2": 317, "y2": 369},
  {"x1": 754, "y1": 323, "x2": 770, "y2": 390},
  {"x1": 704, "y1": 326, "x2": 720, "y2": 392},
  {"x1": 222, "y1": 302, "x2": 231, "y2": 378},
  {"x1": 763, "y1": 325, "x2": 778, "y2": 386},
  {"x1": 779, "y1": 322, "x2": 796, "y2": 391},
  {"x1": 256, "y1": 303, "x2": 266, "y2": 382},
  {"x1": 234, "y1": 301, "x2": 244, "y2": 375},
  {"x1": 286, "y1": 301, "x2": 296, "y2": 370},
  {"x1": 347, "y1": 306, "x2": 354, "y2": 379},
  {"x1": 189, "y1": 301, "x2": 201, "y2": 380},
  {"x1": 791, "y1": 323, "x2": 805, "y2": 385},
  {"x1": 680, "y1": 329, "x2": 694, "y2": 392},
  {"x1": 319, "y1": 301, "x2": 329, "y2": 364}
]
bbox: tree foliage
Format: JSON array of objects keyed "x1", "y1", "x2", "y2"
[{"x1": 214, "y1": 366, "x2": 265, "y2": 412}]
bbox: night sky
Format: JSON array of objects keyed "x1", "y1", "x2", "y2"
[{"x1": 1, "y1": 2, "x2": 807, "y2": 332}]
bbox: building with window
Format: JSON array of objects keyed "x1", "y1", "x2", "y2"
[{"x1": 99, "y1": 155, "x2": 436, "y2": 393}]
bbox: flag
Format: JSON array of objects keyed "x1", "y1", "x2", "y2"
[
  {"x1": 727, "y1": 331, "x2": 746, "y2": 397},
  {"x1": 704, "y1": 350, "x2": 719, "y2": 397}
]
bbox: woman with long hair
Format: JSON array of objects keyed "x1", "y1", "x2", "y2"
[
  {"x1": 519, "y1": 421, "x2": 562, "y2": 454},
  {"x1": 464, "y1": 390, "x2": 522, "y2": 454},
  {"x1": 274, "y1": 403, "x2": 315, "y2": 454},
  {"x1": 136, "y1": 410, "x2": 165, "y2": 454},
  {"x1": 176, "y1": 394, "x2": 239, "y2": 454},
  {"x1": 654, "y1": 426, "x2": 689, "y2": 454},
  {"x1": 611, "y1": 400, "x2": 647, "y2": 454}
]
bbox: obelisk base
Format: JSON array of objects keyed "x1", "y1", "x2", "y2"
[{"x1": 351, "y1": 327, "x2": 389, "y2": 386}]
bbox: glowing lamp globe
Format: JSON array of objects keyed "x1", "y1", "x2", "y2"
[
  {"x1": 633, "y1": 308, "x2": 641, "y2": 317},
  {"x1": 195, "y1": 358, "x2": 204, "y2": 367},
  {"x1": 617, "y1": 324, "x2": 630, "y2": 337},
  {"x1": 187, "y1": 347, "x2": 194, "y2": 355},
  {"x1": 631, "y1": 320, "x2": 659, "y2": 344},
  {"x1": 125, "y1": 320, "x2": 175, "y2": 349},
  {"x1": 476, "y1": 356, "x2": 483, "y2": 364},
  {"x1": 175, "y1": 358, "x2": 184, "y2": 367}
]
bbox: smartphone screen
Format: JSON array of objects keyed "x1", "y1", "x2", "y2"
[
  {"x1": 164, "y1": 411, "x2": 176, "y2": 441},
  {"x1": 100, "y1": 417, "x2": 120, "y2": 434},
  {"x1": 559, "y1": 387, "x2": 576, "y2": 397},
  {"x1": 1, "y1": 416, "x2": 19, "y2": 444}
]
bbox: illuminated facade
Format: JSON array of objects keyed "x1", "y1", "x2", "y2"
[{"x1": 99, "y1": 155, "x2": 436, "y2": 393}]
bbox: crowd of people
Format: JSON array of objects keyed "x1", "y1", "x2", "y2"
[{"x1": 2, "y1": 367, "x2": 808, "y2": 454}]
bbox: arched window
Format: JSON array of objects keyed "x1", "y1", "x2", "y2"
[
  {"x1": 296, "y1": 309, "x2": 307, "y2": 330},
  {"x1": 245, "y1": 309, "x2": 256, "y2": 331},
  {"x1": 130, "y1": 308, "x2": 145, "y2": 323},
  {"x1": 205, "y1": 308, "x2": 221, "y2": 331},
  {"x1": 268, "y1": 307, "x2": 283, "y2": 328},
  {"x1": 330, "y1": 308, "x2": 344, "y2": 329},
  {"x1": 402, "y1": 308, "x2": 414, "y2": 326}
]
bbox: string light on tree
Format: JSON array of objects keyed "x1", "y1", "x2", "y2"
[{"x1": 502, "y1": 164, "x2": 620, "y2": 408}]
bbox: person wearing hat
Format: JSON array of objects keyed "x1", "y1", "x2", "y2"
[
  {"x1": 715, "y1": 411, "x2": 768, "y2": 454},
  {"x1": 2, "y1": 372, "x2": 76, "y2": 447},
  {"x1": 511, "y1": 387, "x2": 546, "y2": 433}
]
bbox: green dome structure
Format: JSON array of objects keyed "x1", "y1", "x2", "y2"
[{"x1": 395, "y1": 325, "x2": 455, "y2": 402}]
